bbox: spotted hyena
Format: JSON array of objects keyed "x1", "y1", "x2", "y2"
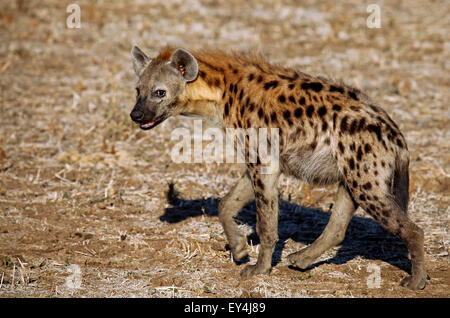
[{"x1": 129, "y1": 46, "x2": 427, "y2": 290}]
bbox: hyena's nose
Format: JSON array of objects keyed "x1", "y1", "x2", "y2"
[{"x1": 130, "y1": 109, "x2": 144, "y2": 122}]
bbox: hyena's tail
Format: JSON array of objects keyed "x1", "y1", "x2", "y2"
[{"x1": 392, "y1": 152, "x2": 410, "y2": 214}]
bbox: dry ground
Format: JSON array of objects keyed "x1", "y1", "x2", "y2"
[{"x1": 0, "y1": 0, "x2": 448, "y2": 298}]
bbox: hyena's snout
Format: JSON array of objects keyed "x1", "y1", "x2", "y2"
[
  {"x1": 130, "y1": 103, "x2": 166, "y2": 131},
  {"x1": 130, "y1": 107, "x2": 145, "y2": 123}
]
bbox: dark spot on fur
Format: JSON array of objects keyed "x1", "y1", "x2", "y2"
[
  {"x1": 301, "y1": 82, "x2": 323, "y2": 92},
  {"x1": 264, "y1": 80, "x2": 279, "y2": 90},
  {"x1": 348, "y1": 157, "x2": 355, "y2": 170},
  {"x1": 349, "y1": 142, "x2": 355, "y2": 151},
  {"x1": 338, "y1": 142, "x2": 345, "y2": 154},
  {"x1": 362, "y1": 182, "x2": 372, "y2": 190},
  {"x1": 332, "y1": 113, "x2": 338, "y2": 129},
  {"x1": 332, "y1": 104, "x2": 342, "y2": 112},
  {"x1": 349, "y1": 120, "x2": 358, "y2": 134},
  {"x1": 329, "y1": 85, "x2": 345, "y2": 94},
  {"x1": 324, "y1": 137, "x2": 330, "y2": 145},
  {"x1": 248, "y1": 73, "x2": 255, "y2": 82},
  {"x1": 257, "y1": 75, "x2": 263, "y2": 83},
  {"x1": 306, "y1": 105, "x2": 315, "y2": 118},
  {"x1": 224, "y1": 103, "x2": 229, "y2": 116},
  {"x1": 322, "y1": 121, "x2": 328, "y2": 131},
  {"x1": 294, "y1": 107, "x2": 303, "y2": 118},
  {"x1": 369, "y1": 105, "x2": 380, "y2": 114},
  {"x1": 357, "y1": 146, "x2": 363, "y2": 161},
  {"x1": 288, "y1": 95, "x2": 296, "y2": 103},
  {"x1": 358, "y1": 118, "x2": 366, "y2": 131},
  {"x1": 278, "y1": 73, "x2": 298, "y2": 81},
  {"x1": 271, "y1": 112, "x2": 277, "y2": 123},
  {"x1": 299, "y1": 96, "x2": 306, "y2": 105},
  {"x1": 278, "y1": 95, "x2": 286, "y2": 103},
  {"x1": 348, "y1": 91, "x2": 359, "y2": 101},
  {"x1": 288, "y1": 83, "x2": 295, "y2": 90},
  {"x1": 228, "y1": 96, "x2": 233, "y2": 109},
  {"x1": 317, "y1": 106, "x2": 327, "y2": 117},
  {"x1": 238, "y1": 89, "x2": 244, "y2": 102},
  {"x1": 256, "y1": 178, "x2": 265, "y2": 190},
  {"x1": 258, "y1": 107, "x2": 263, "y2": 119},
  {"x1": 340, "y1": 116, "x2": 349, "y2": 133},
  {"x1": 359, "y1": 194, "x2": 366, "y2": 201},
  {"x1": 283, "y1": 110, "x2": 292, "y2": 125},
  {"x1": 364, "y1": 143, "x2": 372, "y2": 153},
  {"x1": 367, "y1": 124, "x2": 382, "y2": 141}
]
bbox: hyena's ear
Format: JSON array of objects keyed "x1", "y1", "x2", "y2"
[
  {"x1": 169, "y1": 49, "x2": 199, "y2": 82},
  {"x1": 131, "y1": 45, "x2": 150, "y2": 76}
]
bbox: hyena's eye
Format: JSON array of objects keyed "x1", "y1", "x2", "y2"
[{"x1": 154, "y1": 89, "x2": 166, "y2": 98}]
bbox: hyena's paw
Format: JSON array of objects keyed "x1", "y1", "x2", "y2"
[
  {"x1": 230, "y1": 235, "x2": 249, "y2": 261},
  {"x1": 240, "y1": 264, "x2": 271, "y2": 279},
  {"x1": 400, "y1": 274, "x2": 428, "y2": 291},
  {"x1": 287, "y1": 249, "x2": 317, "y2": 269}
]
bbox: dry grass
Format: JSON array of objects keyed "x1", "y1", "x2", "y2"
[{"x1": 0, "y1": 0, "x2": 448, "y2": 298}]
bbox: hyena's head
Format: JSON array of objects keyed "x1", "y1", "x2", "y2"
[{"x1": 130, "y1": 46, "x2": 198, "y2": 130}]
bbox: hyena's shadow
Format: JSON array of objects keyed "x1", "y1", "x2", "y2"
[{"x1": 160, "y1": 196, "x2": 411, "y2": 273}]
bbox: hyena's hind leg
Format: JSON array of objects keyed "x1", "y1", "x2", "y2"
[
  {"x1": 349, "y1": 155, "x2": 427, "y2": 290},
  {"x1": 356, "y1": 192, "x2": 427, "y2": 290},
  {"x1": 288, "y1": 183, "x2": 357, "y2": 269},
  {"x1": 218, "y1": 170, "x2": 254, "y2": 261}
]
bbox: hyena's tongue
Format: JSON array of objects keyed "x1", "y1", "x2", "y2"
[{"x1": 140, "y1": 121, "x2": 157, "y2": 129}]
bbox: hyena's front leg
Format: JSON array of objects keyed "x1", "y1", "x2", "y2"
[
  {"x1": 240, "y1": 169, "x2": 280, "y2": 278},
  {"x1": 218, "y1": 171, "x2": 254, "y2": 261}
]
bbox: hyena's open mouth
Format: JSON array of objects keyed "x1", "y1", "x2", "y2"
[{"x1": 139, "y1": 115, "x2": 167, "y2": 130}]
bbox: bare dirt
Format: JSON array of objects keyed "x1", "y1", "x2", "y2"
[{"x1": 0, "y1": 0, "x2": 448, "y2": 298}]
